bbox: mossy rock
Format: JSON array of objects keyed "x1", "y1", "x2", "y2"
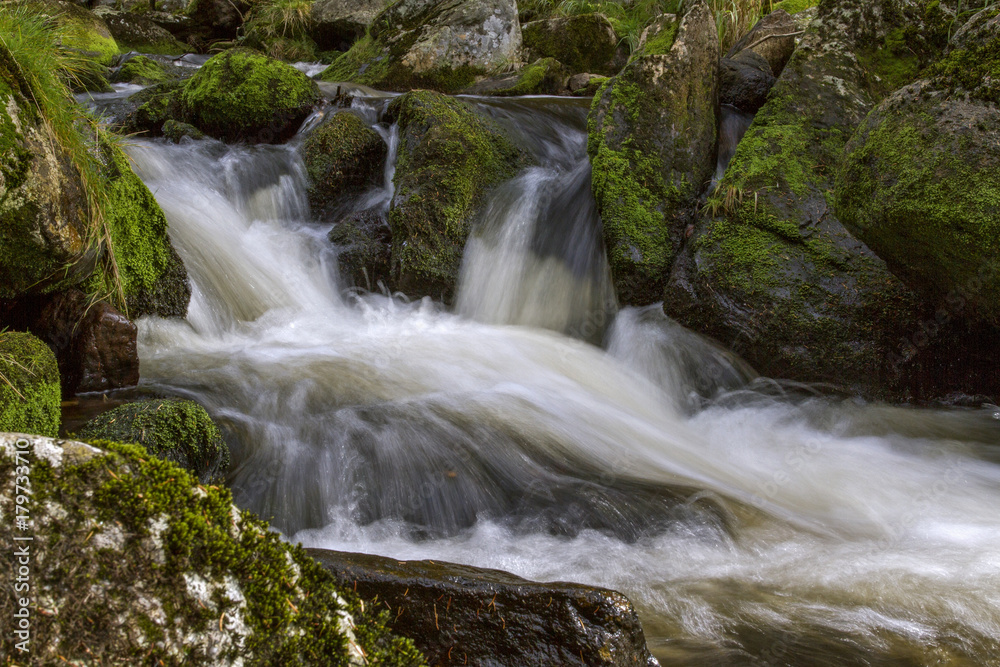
[
  {"x1": 836, "y1": 81, "x2": 1000, "y2": 326},
  {"x1": 0, "y1": 332, "x2": 60, "y2": 437},
  {"x1": 77, "y1": 397, "x2": 228, "y2": 483},
  {"x1": 95, "y1": 7, "x2": 189, "y2": 56},
  {"x1": 521, "y1": 13, "x2": 623, "y2": 76},
  {"x1": 17, "y1": 0, "x2": 119, "y2": 65},
  {"x1": 304, "y1": 111, "x2": 387, "y2": 218},
  {"x1": 771, "y1": 0, "x2": 818, "y2": 14},
  {"x1": 0, "y1": 434, "x2": 426, "y2": 664},
  {"x1": 0, "y1": 40, "x2": 93, "y2": 299},
  {"x1": 117, "y1": 79, "x2": 187, "y2": 137},
  {"x1": 162, "y1": 119, "x2": 206, "y2": 142},
  {"x1": 386, "y1": 90, "x2": 528, "y2": 300},
  {"x1": 319, "y1": 0, "x2": 520, "y2": 93},
  {"x1": 84, "y1": 132, "x2": 191, "y2": 319},
  {"x1": 111, "y1": 54, "x2": 175, "y2": 85},
  {"x1": 180, "y1": 48, "x2": 321, "y2": 143},
  {"x1": 588, "y1": 3, "x2": 717, "y2": 305},
  {"x1": 486, "y1": 57, "x2": 571, "y2": 96}
]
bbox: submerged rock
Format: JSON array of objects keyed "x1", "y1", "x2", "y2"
[
  {"x1": 386, "y1": 90, "x2": 528, "y2": 300},
  {"x1": 588, "y1": 1, "x2": 718, "y2": 305},
  {"x1": 181, "y1": 48, "x2": 321, "y2": 144},
  {"x1": 77, "y1": 398, "x2": 230, "y2": 483},
  {"x1": 320, "y1": 0, "x2": 521, "y2": 93},
  {"x1": 328, "y1": 208, "x2": 393, "y2": 291},
  {"x1": 521, "y1": 13, "x2": 625, "y2": 76},
  {"x1": 304, "y1": 111, "x2": 387, "y2": 219},
  {"x1": 0, "y1": 434, "x2": 426, "y2": 664},
  {"x1": 310, "y1": 549, "x2": 660, "y2": 667},
  {"x1": 0, "y1": 332, "x2": 60, "y2": 437}
]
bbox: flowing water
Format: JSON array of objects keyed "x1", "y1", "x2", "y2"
[{"x1": 121, "y1": 93, "x2": 1000, "y2": 665}]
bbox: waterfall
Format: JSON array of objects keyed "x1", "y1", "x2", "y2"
[{"x1": 125, "y1": 93, "x2": 1000, "y2": 665}]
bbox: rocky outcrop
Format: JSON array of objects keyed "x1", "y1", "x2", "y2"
[
  {"x1": 521, "y1": 13, "x2": 625, "y2": 76},
  {"x1": 320, "y1": 0, "x2": 521, "y2": 93},
  {"x1": 588, "y1": 2, "x2": 718, "y2": 305},
  {"x1": 0, "y1": 434, "x2": 425, "y2": 664},
  {"x1": 386, "y1": 90, "x2": 528, "y2": 300},
  {"x1": 663, "y1": 0, "x2": 982, "y2": 399},
  {"x1": 310, "y1": 0, "x2": 386, "y2": 51},
  {"x1": 77, "y1": 398, "x2": 230, "y2": 483},
  {"x1": 180, "y1": 49, "x2": 321, "y2": 144},
  {"x1": 310, "y1": 549, "x2": 660, "y2": 667},
  {"x1": 304, "y1": 111, "x2": 387, "y2": 219},
  {"x1": 0, "y1": 40, "x2": 94, "y2": 299},
  {"x1": 0, "y1": 333, "x2": 60, "y2": 438}
]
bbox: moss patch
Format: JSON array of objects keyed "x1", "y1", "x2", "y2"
[
  {"x1": 84, "y1": 132, "x2": 190, "y2": 319},
  {"x1": 923, "y1": 36, "x2": 1000, "y2": 106},
  {"x1": 489, "y1": 57, "x2": 570, "y2": 96},
  {"x1": 771, "y1": 0, "x2": 817, "y2": 13},
  {"x1": 76, "y1": 398, "x2": 229, "y2": 484},
  {"x1": 0, "y1": 435, "x2": 426, "y2": 664},
  {"x1": 522, "y1": 13, "x2": 621, "y2": 75},
  {"x1": 387, "y1": 91, "x2": 528, "y2": 299},
  {"x1": 0, "y1": 332, "x2": 60, "y2": 437},
  {"x1": 112, "y1": 55, "x2": 173, "y2": 85},
  {"x1": 304, "y1": 111, "x2": 387, "y2": 216}
]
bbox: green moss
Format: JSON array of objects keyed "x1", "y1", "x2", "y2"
[
  {"x1": 119, "y1": 79, "x2": 186, "y2": 137},
  {"x1": 522, "y1": 13, "x2": 620, "y2": 75},
  {"x1": 388, "y1": 91, "x2": 527, "y2": 298},
  {"x1": 0, "y1": 436, "x2": 425, "y2": 664},
  {"x1": 490, "y1": 57, "x2": 569, "y2": 96},
  {"x1": 76, "y1": 398, "x2": 229, "y2": 484},
  {"x1": 161, "y1": 119, "x2": 205, "y2": 142},
  {"x1": 17, "y1": 0, "x2": 119, "y2": 65},
  {"x1": 0, "y1": 332, "x2": 60, "y2": 437},
  {"x1": 112, "y1": 55, "x2": 171, "y2": 85},
  {"x1": 181, "y1": 48, "x2": 320, "y2": 143},
  {"x1": 771, "y1": 0, "x2": 817, "y2": 13},
  {"x1": 639, "y1": 20, "x2": 678, "y2": 56},
  {"x1": 924, "y1": 36, "x2": 1000, "y2": 106},
  {"x1": 304, "y1": 111, "x2": 387, "y2": 212},
  {"x1": 84, "y1": 132, "x2": 190, "y2": 318}
]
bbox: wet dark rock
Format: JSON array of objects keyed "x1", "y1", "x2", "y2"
[
  {"x1": 304, "y1": 111, "x2": 387, "y2": 218},
  {"x1": 719, "y1": 50, "x2": 775, "y2": 113},
  {"x1": 309, "y1": 549, "x2": 660, "y2": 667},
  {"x1": 328, "y1": 209, "x2": 392, "y2": 292},
  {"x1": 726, "y1": 9, "x2": 798, "y2": 77},
  {"x1": 162, "y1": 119, "x2": 206, "y2": 142},
  {"x1": 2, "y1": 289, "x2": 138, "y2": 395},
  {"x1": 185, "y1": 0, "x2": 249, "y2": 42},
  {"x1": 309, "y1": 0, "x2": 385, "y2": 51}
]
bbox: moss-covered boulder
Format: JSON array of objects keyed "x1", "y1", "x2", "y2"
[
  {"x1": 162, "y1": 119, "x2": 206, "y2": 142},
  {"x1": 85, "y1": 133, "x2": 191, "y2": 319},
  {"x1": 304, "y1": 111, "x2": 387, "y2": 218},
  {"x1": 320, "y1": 0, "x2": 521, "y2": 93},
  {"x1": 0, "y1": 40, "x2": 93, "y2": 299},
  {"x1": 95, "y1": 7, "x2": 189, "y2": 56},
  {"x1": 328, "y1": 208, "x2": 392, "y2": 291},
  {"x1": 386, "y1": 90, "x2": 527, "y2": 300},
  {"x1": 180, "y1": 48, "x2": 321, "y2": 144},
  {"x1": 521, "y1": 13, "x2": 624, "y2": 76},
  {"x1": 116, "y1": 79, "x2": 187, "y2": 137},
  {"x1": 111, "y1": 54, "x2": 175, "y2": 86},
  {"x1": 588, "y1": 2, "x2": 718, "y2": 305},
  {"x1": 77, "y1": 397, "x2": 229, "y2": 484},
  {"x1": 16, "y1": 0, "x2": 119, "y2": 64},
  {"x1": 0, "y1": 333, "x2": 60, "y2": 437},
  {"x1": 0, "y1": 434, "x2": 426, "y2": 664},
  {"x1": 836, "y1": 84, "x2": 1000, "y2": 325},
  {"x1": 662, "y1": 0, "x2": 967, "y2": 398}
]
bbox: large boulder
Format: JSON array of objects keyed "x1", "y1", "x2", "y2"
[
  {"x1": 94, "y1": 8, "x2": 189, "y2": 55},
  {"x1": 77, "y1": 397, "x2": 230, "y2": 484},
  {"x1": 662, "y1": 0, "x2": 970, "y2": 399},
  {"x1": 304, "y1": 111, "x2": 387, "y2": 219},
  {"x1": 386, "y1": 90, "x2": 528, "y2": 300},
  {"x1": 85, "y1": 133, "x2": 191, "y2": 319},
  {"x1": 0, "y1": 332, "x2": 60, "y2": 438},
  {"x1": 725, "y1": 9, "x2": 798, "y2": 77},
  {"x1": 0, "y1": 39, "x2": 93, "y2": 299},
  {"x1": 587, "y1": 2, "x2": 718, "y2": 305},
  {"x1": 521, "y1": 13, "x2": 624, "y2": 76},
  {"x1": 180, "y1": 48, "x2": 322, "y2": 143},
  {"x1": 310, "y1": 549, "x2": 659, "y2": 667},
  {"x1": 310, "y1": 0, "x2": 387, "y2": 51},
  {"x1": 836, "y1": 50, "x2": 1000, "y2": 325},
  {"x1": 0, "y1": 434, "x2": 425, "y2": 664},
  {"x1": 320, "y1": 0, "x2": 521, "y2": 93}
]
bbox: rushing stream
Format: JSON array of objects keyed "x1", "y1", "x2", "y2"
[{"x1": 118, "y1": 92, "x2": 1000, "y2": 665}]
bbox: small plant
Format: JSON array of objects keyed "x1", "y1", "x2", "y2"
[{"x1": 710, "y1": 0, "x2": 774, "y2": 52}]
